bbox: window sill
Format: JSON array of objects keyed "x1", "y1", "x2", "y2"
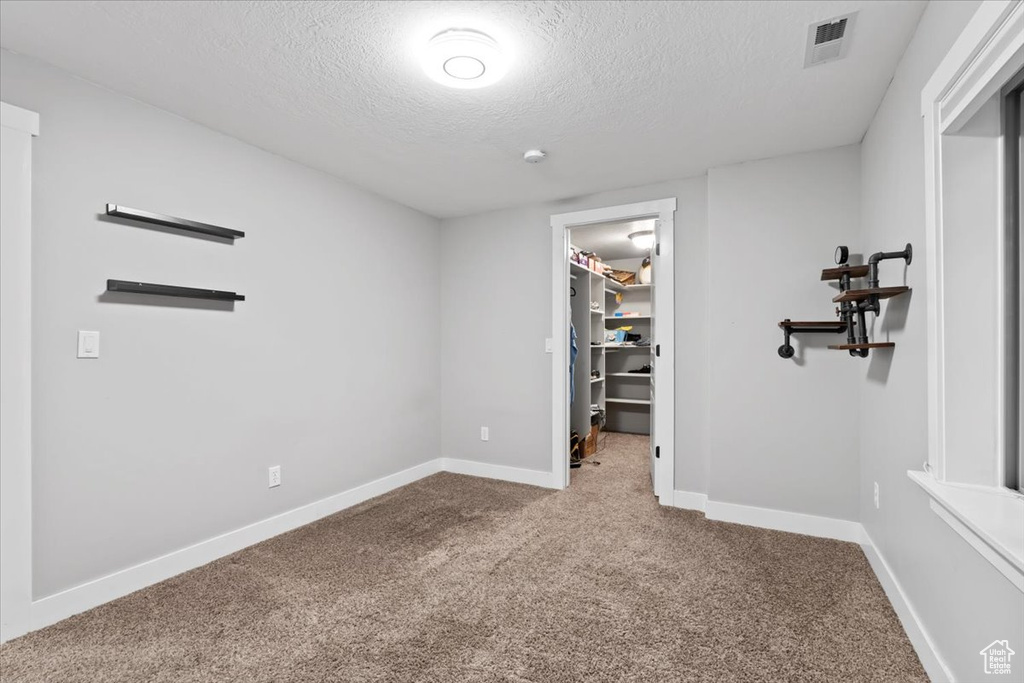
[{"x1": 908, "y1": 470, "x2": 1024, "y2": 592}]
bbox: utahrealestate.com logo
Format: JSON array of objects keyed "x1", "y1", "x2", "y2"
[{"x1": 980, "y1": 640, "x2": 1015, "y2": 676}]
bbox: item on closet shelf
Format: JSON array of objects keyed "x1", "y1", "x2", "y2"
[
  {"x1": 590, "y1": 300, "x2": 601, "y2": 310},
  {"x1": 628, "y1": 364, "x2": 652, "y2": 374},
  {"x1": 606, "y1": 269, "x2": 636, "y2": 285},
  {"x1": 612, "y1": 311, "x2": 643, "y2": 317},
  {"x1": 615, "y1": 292, "x2": 623, "y2": 305},
  {"x1": 638, "y1": 257, "x2": 652, "y2": 285},
  {"x1": 590, "y1": 369, "x2": 601, "y2": 379}
]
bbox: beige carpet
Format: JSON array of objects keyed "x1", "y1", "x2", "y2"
[{"x1": 0, "y1": 433, "x2": 925, "y2": 682}]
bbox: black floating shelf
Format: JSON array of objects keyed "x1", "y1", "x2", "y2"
[
  {"x1": 106, "y1": 204, "x2": 244, "y2": 240},
  {"x1": 107, "y1": 280, "x2": 245, "y2": 301}
]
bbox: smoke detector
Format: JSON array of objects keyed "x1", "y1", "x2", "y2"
[
  {"x1": 804, "y1": 12, "x2": 857, "y2": 68},
  {"x1": 523, "y1": 149, "x2": 546, "y2": 163}
]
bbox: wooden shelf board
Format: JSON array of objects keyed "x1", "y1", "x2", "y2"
[
  {"x1": 820, "y1": 265, "x2": 870, "y2": 281},
  {"x1": 777, "y1": 321, "x2": 846, "y2": 329},
  {"x1": 607, "y1": 372, "x2": 652, "y2": 377},
  {"x1": 606, "y1": 398, "x2": 651, "y2": 405},
  {"x1": 605, "y1": 345, "x2": 651, "y2": 351},
  {"x1": 625, "y1": 284, "x2": 651, "y2": 289},
  {"x1": 832, "y1": 286, "x2": 910, "y2": 303},
  {"x1": 607, "y1": 315, "x2": 651, "y2": 321},
  {"x1": 828, "y1": 342, "x2": 896, "y2": 350},
  {"x1": 590, "y1": 377, "x2": 605, "y2": 383},
  {"x1": 590, "y1": 309, "x2": 604, "y2": 315}
]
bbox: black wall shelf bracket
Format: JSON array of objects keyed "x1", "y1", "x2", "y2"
[
  {"x1": 106, "y1": 204, "x2": 245, "y2": 240},
  {"x1": 777, "y1": 320, "x2": 848, "y2": 358},
  {"x1": 107, "y1": 279, "x2": 245, "y2": 301}
]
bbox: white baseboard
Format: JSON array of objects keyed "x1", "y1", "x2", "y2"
[
  {"x1": 704, "y1": 500, "x2": 867, "y2": 544},
  {"x1": 440, "y1": 458, "x2": 556, "y2": 489},
  {"x1": 30, "y1": 459, "x2": 445, "y2": 633},
  {"x1": 861, "y1": 532, "x2": 953, "y2": 683},
  {"x1": 670, "y1": 490, "x2": 708, "y2": 511}
]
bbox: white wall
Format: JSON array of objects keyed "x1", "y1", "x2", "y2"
[
  {"x1": 858, "y1": 1, "x2": 1024, "y2": 680},
  {"x1": 707, "y1": 146, "x2": 862, "y2": 521},
  {"x1": 1, "y1": 51, "x2": 441, "y2": 600},
  {"x1": 439, "y1": 176, "x2": 710, "y2": 492}
]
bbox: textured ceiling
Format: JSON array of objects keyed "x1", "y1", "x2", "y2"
[{"x1": 0, "y1": 0, "x2": 926, "y2": 218}]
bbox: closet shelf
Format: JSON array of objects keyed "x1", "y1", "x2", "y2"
[
  {"x1": 607, "y1": 315, "x2": 651, "y2": 321},
  {"x1": 625, "y1": 284, "x2": 651, "y2": 289},
  {"x1": 590, "y1": 377, "x2": 605, "y2": 383},
  {"x1": 820, "y1": 265, "x2": 869, "y2": 281},
  {"x1": 591, "y1": 309, "x2": 605, "y2": 315},
  {"x1": 607, "y1": 372, "x2": 652, "y2": 377},
  {"x1": 832, "y1": 286, "x2": 910, "y2": 303},
  {"x1": 828, "y1": 342, "x2": 895, "y2": 351},
  {"x1": 607, "y1": 398, "x2": 651, "y2": 405},
  {"x1": 605, "y1": 345, "x2": 651, "y2": 351}
]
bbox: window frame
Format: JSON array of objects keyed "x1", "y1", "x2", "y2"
[{"x1": 915, "y1": 0, "x2": 1024, "y2": 592}]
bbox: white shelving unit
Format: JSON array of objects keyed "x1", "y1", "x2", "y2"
[{"x1": 570, "y1": 252, "x2": 655, "y2": 437}]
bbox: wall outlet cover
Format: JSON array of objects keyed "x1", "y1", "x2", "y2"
[
  {"x1": 480, "y1": 427, "x2": 489, "y2": 441},
  {"x1": 269, "y1": 466, "x2": 281, "y2": 488}
]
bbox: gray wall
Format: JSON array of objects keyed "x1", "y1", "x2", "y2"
[
  {"x1": 707, "y1": 146, "x2": 861, "y2": 521},
  {"x1": 1, "y1": 52, "x2": 441, "y2": 599},
  {"x1": 439, "y1": 177, "x2": 710, "y2": 491},
  {"x1": 858, "y1": 1, "x2": 1024, "y2": 679}
]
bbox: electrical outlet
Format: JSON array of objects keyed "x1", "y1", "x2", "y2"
[
  {"x1": 545, "y1": 338, "x2": 553, "y2": 353},
  {"x1": 873, "y1": 482, "x2": 879, "y2": 509},
  {"x1": 481, "y1": 426, "x2": 489, "y2": 442},
  {"x1": 268, "y1": 466, "x2": 281, "y2": 488}
]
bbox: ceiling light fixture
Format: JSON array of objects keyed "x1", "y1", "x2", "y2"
[
  {"x1": 523, "y1": 149, "x2": 546, "y2": 163},
  {"x1": 421, "y1": 28, "x2": 508, "y2": 89},
  {"x1": 629, "y1": 230, "x2": 655, "y2": 250}
]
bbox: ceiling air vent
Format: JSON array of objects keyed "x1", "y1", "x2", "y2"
[{"x1": 804, "y1": 12, "x2": 857, "y2": 68}]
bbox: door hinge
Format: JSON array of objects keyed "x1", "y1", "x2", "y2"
[
  {"x1": 656, "y1": 344, "x2": 660, "y2": 357},
  {"x1": 655, "y1": 243, "x2": 660, "y2": 256},
  {"x1": 655, "y1": 446, "x2": 660, "y2": 459}
]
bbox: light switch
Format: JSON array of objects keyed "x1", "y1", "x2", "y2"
[{"x1": 77, "y1": 331, "x2": 100, "y2": 359}]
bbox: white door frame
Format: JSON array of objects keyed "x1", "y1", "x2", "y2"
[
  {"x1": 550, "y1": 198, "x2": 677, "y2": 502},
  {"x1": 0, "y1": 102, "x2": 39, "y2": 643}
]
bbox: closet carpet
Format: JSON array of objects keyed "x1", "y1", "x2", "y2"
[{"x1": 0, "y1": 433, "x2": 925, "y2": 682}]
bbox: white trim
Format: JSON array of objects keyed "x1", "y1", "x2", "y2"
[
  {"x1": 862, "y1": 532, "x2": 954, "y2": 683},
  {"x1": 909, "y1": 470, "x2": 1024, "y2": 592},
  {"x1": 0, "y1": 103, "x2": 38, "y2": 643},
  {"x1": 30, "y1": 459, "x2": 443, "y2": 632},
  {"x1": 440, "y1": 458, "x2": 555, "y2": 489},
  {"x1": 670, "y1": 490, "x2": 707, "y2": 512},
  {"x1": 921, "y1": 0, "x2": 1024, "y2": 483},
  {"x1": 704, "y1": 500, "x2": 866, "y2": 544},
  {"x1": 0, "y1": 102, "x2": 40, "y2": 136},
  {"x1": 550, "y1": 198, "x2": 677, "y2": 503}
]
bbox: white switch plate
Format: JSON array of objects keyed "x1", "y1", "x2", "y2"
[
  {"x1": 873, "y1": 482, "x2": 879, "y2": 509},
  {"x1": 77, "y1": 331, "x2": 100, "y2": 358},
  {"x1": 268, "y1": 465, "x2": 281, "y2": 488},
  {"x1": 544, "y1": 338, "x2": 553, "y2": 354},
  {"x1": 480, "y1": 427, "x2": 489, "y2": 441}
]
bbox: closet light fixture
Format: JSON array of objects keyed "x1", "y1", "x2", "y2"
[
  {"x1": 629, "y1": 230, "x2": 655, "y2": 250},
  {"x1": 421, "y1": 29, "x2": 508, "y2": 89}
]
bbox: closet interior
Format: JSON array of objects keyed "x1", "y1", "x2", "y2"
[{"x1": 569, "y1": 219, "x2": 655, "y2": 461}]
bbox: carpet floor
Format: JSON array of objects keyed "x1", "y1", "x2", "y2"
[{"x1": 0, "y1": 433, "x2": 925, "y2": 682}]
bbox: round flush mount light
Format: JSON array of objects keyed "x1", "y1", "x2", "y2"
[
  {"x1": 523, "y1": 149, "x2": 546, "y2": 163},
  {"x1": 629, "y1": 230, "x2": 655, "y2": 250},
  {"x1": 421, "y1": 28, "x2": 508, "y2": 89}
]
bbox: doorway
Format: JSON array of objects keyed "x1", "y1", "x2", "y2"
[{"x1": 550, "y1": 199, "x2": 676, "y2": 502}]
